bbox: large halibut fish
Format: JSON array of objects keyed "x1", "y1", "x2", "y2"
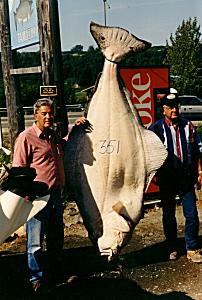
[{"x1": 64, "y1": 22, "x2": 167, "y2": 260}]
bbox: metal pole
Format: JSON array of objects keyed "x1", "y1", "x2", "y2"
[{"x1": 103, "y1": 0, "x2": 106, "y2": 26}]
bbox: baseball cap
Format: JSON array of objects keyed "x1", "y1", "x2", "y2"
[
  {"x1": 161, "y1": 93, "x2": 180, "y2": 107},
  {"x1": 170, "y1": 87, "x2": 178, "y2": 94}
]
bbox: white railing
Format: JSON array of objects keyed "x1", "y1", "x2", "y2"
[{"x1": 0, "y1": 104, "x2": 84, "y2": 115}]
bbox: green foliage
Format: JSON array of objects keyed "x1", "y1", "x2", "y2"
[
  {"x1": 164, "y1": 17, "x2": 202, "y2": 95},
  {"x1": 0, "y1": 152, "x2": 11, "y2": 167},
  {"x1": 70, "y1": 45, "x2": 84, "y2": 54},
  {"x1": 16, "y1": 51, "x2": 41, "y2": 68},
  {"x1": 75, "y1": 90, "x2": 87, "y2": 104},
  {"x1": 1, "y1": 22, "x2": 202, "y2": 108},
  {"x1": 196, "y1": 123, "x2": 202, "y2": 139},
  {"x1": 62, "y1": 46, "x2": 103, "y2": 105},
  {"x1": 64, "y1": 80, "x2": 76, "y2": 104},
  {"x1": 121, "y1": 46, "x2": 167, "y2": 67},
  {"x1": 20, "y1": 74, "x2": 42, "y2": 107}
]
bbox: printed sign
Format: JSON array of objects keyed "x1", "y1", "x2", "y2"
[
  {"x1": 120, "y1": 66, "x2": 170, "y2": 194},
  {"x1": 40, "y1": 86, "x2": 57, "y2": 97},
  {"x1": 119, "y1": 66, "x2": 170, "y2": 127},
  {"x1": 8, "y1": 0, "x2": 39, "y2": 50}
]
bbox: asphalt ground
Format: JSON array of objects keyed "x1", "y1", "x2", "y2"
[{"x1": 1, "y1": 199, "x2": 202, "y2": 299}]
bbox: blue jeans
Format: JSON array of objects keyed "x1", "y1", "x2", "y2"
[
  {"x1": 26, "y1": 188, "x2": 64, "y2": 283},
  {"x1": 160, "y1": 185, "x2": 199, "y2": 251}
]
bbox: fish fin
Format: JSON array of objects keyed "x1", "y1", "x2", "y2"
[
  {"x1": 90, "y1": 21, "x2": 151, "y2": 63},
  {"x1": 121, "y1": 83, "x2": 167, "y2": 190},
  {"x1": 142, "y1": 129, "x2": 168, "y2": 190},
  {"x1": 122, "y1": 86, "x2": 144, "y2": 125}
]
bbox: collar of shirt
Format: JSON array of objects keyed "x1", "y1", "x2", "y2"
[
  {"x1": 164, "y1": 117, "x2": 179, "y2": 129},
  {"x1": 33, "y1": 123, "x2": 52, "y2": 140}
]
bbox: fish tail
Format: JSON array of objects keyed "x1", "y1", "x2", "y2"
[{"x1": 90, "y1": 21, "x2": 151, "y2": 63}]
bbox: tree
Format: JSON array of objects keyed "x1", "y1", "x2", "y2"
[
  {"x1": 164, "y1": 17, "x2": 202, "y2": 96},
  {"x1": 0, "y1": 78, "x2": 6, "y2": 107},
  {"x1": 70, "y1": 45, "x2": 83, "y2": 54},
  {"x1": 121, "y1": 46, "x2": 167, "y2": 67}
]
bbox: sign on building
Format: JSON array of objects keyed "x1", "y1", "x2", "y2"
[
  {"x1": 40, "y1": 86, "x2": 58, "y2": 97},
  {"x1": 8, "y1": 0, "x2": 39, "y2": 50}
]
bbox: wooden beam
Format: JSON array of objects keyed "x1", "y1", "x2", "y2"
[
  {"x1": 10, "y1": 66, "x2": 42, "y2": 75},
  {"x1": 0, "y1": 0, "x2": 24, "y2": 153}
]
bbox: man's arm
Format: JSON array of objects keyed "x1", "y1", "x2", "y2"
[{"x1": 12, "y1": 134, "x2": 31, "y2": 167}]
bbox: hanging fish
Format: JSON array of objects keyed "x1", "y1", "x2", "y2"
[
  {"x1": 64, "y1": 22, "x2": 167, "y2": 260},
  {"x1": 13, "y1": 0, "x2": 33, "y2": 30}
]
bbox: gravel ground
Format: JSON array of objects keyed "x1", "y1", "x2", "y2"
[{"x1": 1, "y1": 199, "x2": 202, "y2": 299}]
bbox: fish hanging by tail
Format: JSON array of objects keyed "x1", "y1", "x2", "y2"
[{"x1": 64, "y1": 22, "x2": 167, "y2": 260}]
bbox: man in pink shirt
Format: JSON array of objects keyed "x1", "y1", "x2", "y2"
[{"x1": 12, "y1": 98, "x2": 79, "y2": 294}]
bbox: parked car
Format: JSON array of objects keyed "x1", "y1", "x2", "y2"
[
  {"x1": 179, "y1": 95, "x2": 202, "y2": 120},
  {"x1": 66, "y1": 104, "x2": 84, "y2": 112}
]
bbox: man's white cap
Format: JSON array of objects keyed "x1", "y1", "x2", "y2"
[{"x1": 170, "y1": 87, "x2": 178, "y2": 94}]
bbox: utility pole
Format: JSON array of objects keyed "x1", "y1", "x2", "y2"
[
  {"x1": 0, "y1": 0, "x2": 24, "y2": 154},
  {"x1": 103, "y1": 0, "x2": 107, "y2": 26},
  {"x1": 0, "y1": 0, "x2": 68, "y2": 154},
  {"x1": 36, "y1": 0, "x2": 68, "y2": 137},
  {"x1": 50, "y1": 0, "x2": 68, "y2": 136},
  {"x1": 103, "y1": 0, "x2": 110, "y2": 26}
]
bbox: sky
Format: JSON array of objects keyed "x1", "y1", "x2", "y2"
[{"x1": 58, "y1": 0, "x2": 202, "y2": 51}]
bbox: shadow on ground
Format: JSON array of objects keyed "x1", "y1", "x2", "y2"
[
  {"x1": 0, "y1": 238, "x2": 197, "y2": 300},
  {"x1": 122, "y1": 235, "x2": 202, "y2": 268}
]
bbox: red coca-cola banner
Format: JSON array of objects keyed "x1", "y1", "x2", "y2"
[
  {"x1": 119, "y1": 66, "x2": 170, "y2": 194},
  {"x1": 119, "y1": 66, "x2": 170, "y2": 127}
]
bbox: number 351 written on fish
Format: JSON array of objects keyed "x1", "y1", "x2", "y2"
[{"x1": 99, "y1": 140, "x2": 120, "y2": 154}]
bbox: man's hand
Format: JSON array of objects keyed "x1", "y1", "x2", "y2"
[
  {"x1": 197, "y1": 171, "x2": 202, "y2": 190},
  {"x1": 74, "y1": 117, "x2": 93, "y2": 133},
  {"x1": 74, "y1": 116, "x2": 86, "y2": 126}
]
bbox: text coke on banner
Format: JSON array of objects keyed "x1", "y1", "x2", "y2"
[{"x1": 119, "y1": 67, "x2": 169, "y2": 127}]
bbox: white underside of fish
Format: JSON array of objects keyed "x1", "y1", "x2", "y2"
[
  {"x1": 64, "y1": 22, "x2": 167, "y2": 260},
  {"x1": 65, "y1": 60, "x2": 167, "y2": 258}
]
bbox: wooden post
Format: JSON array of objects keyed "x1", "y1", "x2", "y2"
[
  {"x1": 36, "y1": 0, "x2": 68, "y2": 137},
  {"x1": 50, "y1": 0, "x2": 68, "y2": 136},
  {"x1": 0, "y1": 0, "x2": 24, "y2": 154},
  {"x1": 36, "y1": 0, "x2": 53, "y2": 85}
]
